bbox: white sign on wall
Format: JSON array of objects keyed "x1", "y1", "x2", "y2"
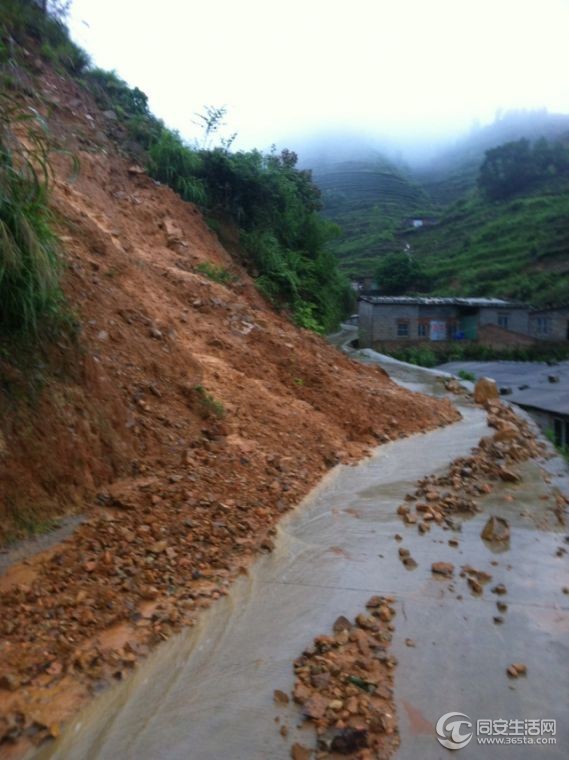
[{"x1": 430, "y1": 320, "x2": 447, "y2": 341}]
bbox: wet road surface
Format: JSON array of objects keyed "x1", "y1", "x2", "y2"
[{"x1": 33, "y1": 347, "x2": 569, "y2": 760}]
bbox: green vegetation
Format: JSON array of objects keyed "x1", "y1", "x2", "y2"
[
  {"x1": 89, "y1": 69, "x2": 354, "y2": 334},
  {"x1": 415, "y1": 110, "x2": 569, "y2": 204},
  {"x1": 458, "y1": 369, "x2": 476, "y2": 382},
  {"x1": 1, "y1": 1, "x2": 353, "y2": 334},
  {"x1": 193, "y1": 385, "x2": 225, "y2": 419},
  {"x1": 318, "y1": 116, "x2": 569, "y2": 308},
  {"x1": 408, "y1": 182, "x2": 569, "y2": 305},
  {"x1": 385, "y1": 342, "x2": 569, "y2": 367},
  {"x1": 316, "y1": 159, "x2": 433, "y2": 278},
  {"x1": 3, "y1": 498, "x2": 60, "y2": 544},
  {"x1": 478, "y1": 137, "x2": 569, "y2": 201},
  {"x1": 196, "y1": 261, "x2": 235, "y2": 285},
  {"x1": 375, "y1": 252, "x2": 430, "y2": 294},
  {"x1": 386, "y1": 345, "x2": 438, "y2": 368},
  {"x1": 146, "y1": 128, "x2": 206, "y2": 202},
  {"x1": 545, "y1": 429, "x2": 569, "y2": 464},
  {"x1": 0, "y1": 90, "x2": 62, "y2": 334},
  {"x1": 0, "y1": 0, "x2": 89, "y2": 75}
]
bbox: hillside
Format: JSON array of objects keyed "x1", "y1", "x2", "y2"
[
  {"x1": 295, "y1": 136, "x2": 432, "y2": 278},
  {"x1": 301, "y1": 115, "x2": 569, "y2": 300},
  {"x1": 316, "y1": 161, "x2": 431, "y2": 278},
  {"x1": 407, "y1": 180, "x2": 569, "y2": 305},
  {"x1": 0, "y1": 4, "x2": 459, "y2": 750}
]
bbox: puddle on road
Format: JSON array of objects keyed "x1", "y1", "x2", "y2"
[{"x1": 32, "y1": 368, "x2": 569, "y2": 760}]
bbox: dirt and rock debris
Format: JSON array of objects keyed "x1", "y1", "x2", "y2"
[
  {"x1": 279, "y1": 597, "x2": 399, "y2": 759},
  {"x1": 0, "y1": 64, "x2": 460, "y2": 754},
  {"x1": 396, "y1": 397, "x2": 556, "y2": 534}
]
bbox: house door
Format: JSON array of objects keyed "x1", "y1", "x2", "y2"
[{"x1": 459, "y1": 314, "x2": 478, "y2": 340}]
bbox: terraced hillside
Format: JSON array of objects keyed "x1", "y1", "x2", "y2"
[
  {"x1": 302, "y1": 115, "x2": 569, "y2": 299},
  {"x1": 313, "y1": 159, "x2": 432, "y2": 278},
  {"x1": 407, "y1": 179, "x2": 569, "y2": 306}
]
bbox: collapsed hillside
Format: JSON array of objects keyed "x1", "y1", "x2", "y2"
[{"x1": 0, "y1": 34, "x2": 459, "y2": 754}]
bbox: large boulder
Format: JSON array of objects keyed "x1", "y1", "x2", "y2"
[{"x1": 474, "y1": 376, "x2": 499, "y2": 404}]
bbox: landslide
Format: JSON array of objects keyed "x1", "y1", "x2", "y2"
[{"x1": 0, "y1": 64, "x2": 458, "y2": 749}]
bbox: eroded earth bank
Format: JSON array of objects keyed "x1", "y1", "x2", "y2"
[
  {"x1": 22, "y1": 361, "x2": 569, "y2": 760},
  {"x1": 0, "y1": 64, "x2": 457, "y2": 759}
]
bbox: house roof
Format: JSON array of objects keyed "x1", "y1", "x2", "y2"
[
  {"x1": 509, "y1": 387, "x2": 569, "y2": 416},
  {"x1": 437, "y1": 360, "x2": 569, "y2": 417},
  {"x1": 529, "y1": 304, "x2": 569, "y2": 315},
  {"x1": 358, "y1": 296, "x2": 528, "y2": 308}
]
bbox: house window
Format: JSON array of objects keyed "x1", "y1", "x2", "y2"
[
  {"x1": 537, "y1": 317, "x2": 551, "y2": 334},
  {"x1": 397, "y1": 320, "x2": 409, "y2": 337},
  {"x1": 497, "y1": 312, "x2": 510, "y2": 329},
  {"x1": 417, "y1": 322, "x2": 428, "y2": 337}
]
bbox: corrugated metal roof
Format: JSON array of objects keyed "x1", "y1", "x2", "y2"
[{"x1": 359, "y1": 296, "x2": 529, "y2": 308}]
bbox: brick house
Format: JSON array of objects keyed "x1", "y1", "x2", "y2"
[{"x1": 358, "y1": 296, "x2": 530, "y2": 348}]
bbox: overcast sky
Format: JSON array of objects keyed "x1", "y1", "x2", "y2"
[{"x1": 68, "y1": 0, "x2": 569, "y2": 155}]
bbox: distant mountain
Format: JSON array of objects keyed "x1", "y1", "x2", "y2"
[
  {"x1": 293, "y1": 114, "x2": 569, "y2": 297},
  {"x1": 415, "y1": 110, "x2": 569, "y2": 203},
  {"x1": 293, "y1": 133, "x2": 432, "y2": 278}
]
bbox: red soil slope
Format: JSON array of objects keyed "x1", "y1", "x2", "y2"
[{"x1": 0, "y1": 68, "x2": 458, "y2": 751}]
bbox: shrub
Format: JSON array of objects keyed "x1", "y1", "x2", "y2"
[
  {"x1": 147, "y1": 129, "x2": 207, "y2": 205},
  {"x1": 196, "y1": 261, "x2": 235, "y2": 285},
  {"x1": 458, "y1": 369, "x2": 476, "y2": 382},
  {"x1": 1, "y1": 2, "x2": 353, "y2": 335},
  {"x1": 0, "y1": 0, "x2": 89, "y2": 75},
  {"x1": 192, "y1": 385, "x2": 225, "y2": 419}
]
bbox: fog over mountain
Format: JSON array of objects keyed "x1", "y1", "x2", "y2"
[
  {"x1": 283, "y1": 109, "x2": 569, "y2": 175},
  {"x1": 68, "y1": 0, "x2": 569, "y2": 156}
]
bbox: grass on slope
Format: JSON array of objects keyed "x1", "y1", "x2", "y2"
[
  {"x1": 407, "y1": 184, "x2": 569, "y2": 305},
  {"x1": 316, "y1": 164, "x2": 434, "y2": 277},
  {"x1": 0, "y1": 91, "x2": 63, "y2": 334}
]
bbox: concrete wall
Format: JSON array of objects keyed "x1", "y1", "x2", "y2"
[
  {"x1": 358, "y1": 300, "x2": 374, "y2": 347},
  {"x1": 358, "y1": 302, "x2": 420, "y2": 345},
  {"x1": 528, "y1": 308, "x2": 569, "y2": 341},
  {"x1": 479, "y1": 308, "x2": 529, "y2": 335}
]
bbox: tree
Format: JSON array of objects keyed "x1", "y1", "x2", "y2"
[
  {"x1": 375, "y1": 253, "x2": 429, "y2": 295},
  {"x1": 193, "y1": 105, "x2": 236, "y2": 151},
  {"x1": 478, "y1": 137, "x2": 569, "y2": 200}
]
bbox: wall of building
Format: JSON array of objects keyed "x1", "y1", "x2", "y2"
[
  {"x1": 358, "y1": 300, "x2": 375, "y2": 347},
  {"x1": 529, "y1": 308, "x2": 569, "y2": 341},
  {"x1": 358, "y1": 301, "x2": 535, "y2": 349},
  {"x1": 478, "y1": 307, "x2": 529, "y2": 335},
  {"x1": 359, "y1": 303, "x2": 420, "y2": 345}
]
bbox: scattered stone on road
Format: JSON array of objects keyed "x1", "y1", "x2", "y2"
[
  {"x1": 507, "y1": 663, "x2": 527, "y2": 678},
  {"x1": 283, "y1": 596, "x2": 400, "y2": 759},
  {"x1": 473, "y1": 377, "x2": 499, "y2": 404},
  {"x1": 431, "y1": 562, "x2": 454, "y2": 577}
]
